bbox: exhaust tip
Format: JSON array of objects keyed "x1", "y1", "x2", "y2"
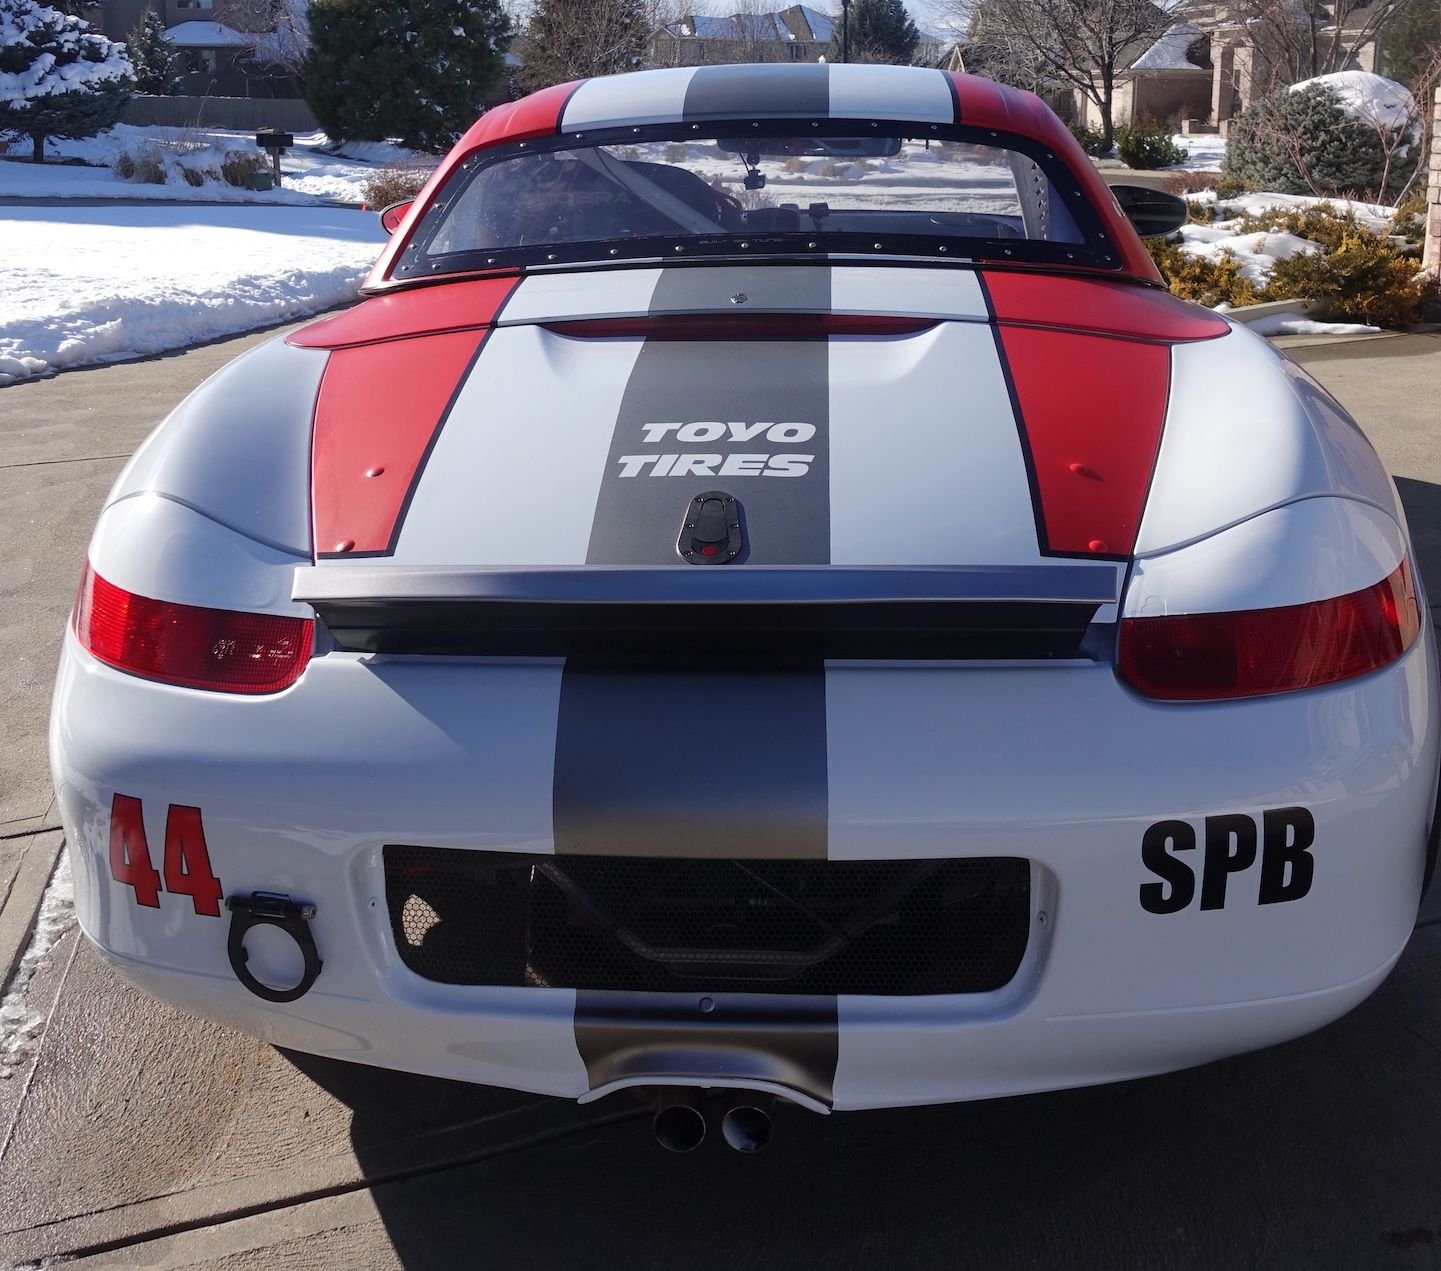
[
  {"x1": 721, "y1": 1103, "x2": 773, "y2": 1154},
  {"x1": 654, "y1": 1101, "x2": 707, "y2": 1153}
]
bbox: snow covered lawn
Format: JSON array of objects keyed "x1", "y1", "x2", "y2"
[
  {"x1": 0, "y1": 126, "x2": 427, "y2": 203},
  {"x1": 0, "y1": 203, "x2": 385, "y2": 384}
]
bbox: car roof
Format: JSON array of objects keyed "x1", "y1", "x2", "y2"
[{"x1": 465, "y1": 65, "x2": 1063, "y2": 148}]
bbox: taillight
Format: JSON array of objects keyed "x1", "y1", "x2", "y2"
[
  {"x1": 74, "y1": 564, "x2": 313, "y2": 694},
  {"x1": 1119, "y1": 561, "x2": 1421, "y2": 701}
]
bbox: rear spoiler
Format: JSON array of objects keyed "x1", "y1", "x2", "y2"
[{"x1": 292, "y1": 564, "x2": 1122, "y2": 662}]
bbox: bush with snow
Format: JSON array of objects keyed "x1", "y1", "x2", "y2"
[
  {"x1": 1149, "y1": 199, "x2": 1435, "y2": 327},
  {"x1": 0, "y1": 0, "x2": 133, "y2": 163},
  {"x1": 1222, "y1": 75, "x2": 1418, "y2": 201}
]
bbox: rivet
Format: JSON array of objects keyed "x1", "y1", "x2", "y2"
[
  {"x1": 873, "y1": 242, "x2": 883, "y2": 249},
  {"x1": 699, "y1": 996, "x2": 715, "y2": 1013},
  {"x1": 1068, "y1": 462, "x2": 1093, "y2": 477},
  {"x1": 1088, "y1": 539, "x2": 1108, "y2": 553},
  {"x1": 334, "y1": 539, "x2": 354, "y2": 552},
  {"x1": 364, "y1": 466, "x2": 385, "y2": 477},
  {"x1": 808, "y1": 241, "x2": 818, "y2": 248},
  {"x1": 1037, "y1": 910, "x2": 1048, "y2": 926}
]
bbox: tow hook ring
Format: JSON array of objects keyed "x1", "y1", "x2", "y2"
[{"x1": 225, "y1": 891, "x2": 322, "y2": 1003}]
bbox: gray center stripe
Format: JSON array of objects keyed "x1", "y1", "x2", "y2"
[
  {"x1": 553, "y1": 266, "x2": 839, "y2": 1100},
  {"x1": 585, "y1": 269, "x2": 833, "y2": 566},
  {"x1": 681, "y1": 63, "x2": 831, "y2": 120}
]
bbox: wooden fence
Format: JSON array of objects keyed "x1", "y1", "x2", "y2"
[{"x1": 120, "y1": 96, "x2": 320, "y2": 133}]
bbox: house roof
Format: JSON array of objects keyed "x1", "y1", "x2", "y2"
[
  {"x1": 663, "y1": 5, "x2": 836, "y2": 43},
  {"x1": 165, "y1": 21, "x2": 255, "y2": 48},
  {"x1": 1128, "y1": 21, "x2": 1209, "y2": 70}
]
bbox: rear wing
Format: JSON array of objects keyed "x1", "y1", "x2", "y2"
[{"x1": 293, "y1": 564, "x2": 1122, "y2": 663}]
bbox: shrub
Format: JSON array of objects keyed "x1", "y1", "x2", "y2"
[
  {"x1": 219, "y1": 151, "x2": 266, "y2": 188},
  {"x1": 1067, "y1": 121, "x2": 1110, "y2": 157},
  {"x1": 1114, "y1": 120, "x2": 1184, "y2": 169},
  {"x1": 361, "y1": 159, "x2": 436, "y2": 207},
  {"x1": 1261, "y1": 228, "x2": 1432, "y2": 326},
  {"x1": 115, "y1": 145, "x2": 165, "y2": 183},
  {"x1": 1147, "y1": 237, "x2": 1258, "y2": 307},
  {"x1": 1222, "y1": 84, "x2": 1405, "y2": 200},
  {"x1": 1391, "y1": 184, "x2": 1427, "y2": 248},
  {"x1": 178, "y1": 163, "x2": 205, "y2": 186},
  {"x1": 1148, "y1": 204, "x2": 1433, "y2": 328}
]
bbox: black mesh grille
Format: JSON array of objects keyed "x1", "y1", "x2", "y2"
[{"x1": 383, "y1": 847, "x2": 1032, "y2": 996}]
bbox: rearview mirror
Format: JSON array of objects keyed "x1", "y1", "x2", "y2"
[
  {"x1": 379, "y1": 200, "x2": 413, "y2": 235},
  {"x1": 1110, "y1": 184, "x2": 1189, "y2": 238}
]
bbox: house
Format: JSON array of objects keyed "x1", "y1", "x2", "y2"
[
  {"x1": 84, "y1": 0, "x2": 301, "y2": 97},
  {"x1": 650, "y1": 6, "x2": 836, "y2": 66}
]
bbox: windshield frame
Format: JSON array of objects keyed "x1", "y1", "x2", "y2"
[{"x1": 386, "y1": 118, "x2": 1125, "y2": 284}]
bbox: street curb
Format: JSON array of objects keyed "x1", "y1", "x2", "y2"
[{"x1": 0, "y1": 829, "x2": 64, "y2": 997}]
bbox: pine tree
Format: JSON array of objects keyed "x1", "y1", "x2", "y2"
[
  {"x1": 126, "y1": 5, "x2": 176, "y2": 95},
  {"x1": 302, "y1": 0, "x2": 513, "y2": 152},
  {"x1": 514, "y1": 0, "x2": 648, "y2": 94},
  {"x1": 0, "y1": 0, "x2": 133, "y2": 162},
  {"x1": 828, "y1": 0, "x2": 919, "y2": 64},
  {"x1": 1224, "y1": 84, "x2": 1405, "y2": 198}
]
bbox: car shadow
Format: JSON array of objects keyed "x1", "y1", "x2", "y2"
[
  {"x1": 285, "y1": 919, "x2": 1441, "y2": 1270},
  {"x1": 1396, "y1": 477, "x2": 1441, "y2": 605}
]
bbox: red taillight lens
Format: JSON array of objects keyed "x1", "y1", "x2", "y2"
[
  {"x1": 1119, "y1": 561, "x2": 1421, "y2": 701},
  {"x1": 74, "y1": 565, "x2": 313, "y2": 694}
]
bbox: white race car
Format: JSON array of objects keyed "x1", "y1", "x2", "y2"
[{"x1": 51, "y1": 64, "x2": 1438, "y2": 1153}]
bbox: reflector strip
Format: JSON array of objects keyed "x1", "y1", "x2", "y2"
[{"x1": 543, "y1": 314, "x2": 936, "y2": 340}]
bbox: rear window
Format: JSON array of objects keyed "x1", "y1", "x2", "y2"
[{"x1": 394, "y1": 123, "x2": 1119, "y2": 278}]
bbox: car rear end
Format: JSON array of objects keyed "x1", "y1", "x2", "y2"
[{"x1": 49, "y1": 67, "x2": 1440, "y2": 1119}]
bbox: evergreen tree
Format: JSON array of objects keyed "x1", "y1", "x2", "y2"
[
  {"x1": 302, "y1": 0, "x2": 512, "y2": 152},
  {"x1": 828, "y1": 0, "x2": 919, "y2": 64},
  {"x1": 126, "y1": 5, "x2": 177, "y2": 95},
  {"x1": 1224, "y1": 83, "x2": 1406, "y2": 198},
  {"x1": 514, "y1": 0, "x2": 647, "y2": 94},
  {"x1": 0, "y1": 0, "x2": 133, "y2": 162}
]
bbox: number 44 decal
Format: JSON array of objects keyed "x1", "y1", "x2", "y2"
[{"x1": 109, "y1": 794, "x2": 224, "y2": 917}]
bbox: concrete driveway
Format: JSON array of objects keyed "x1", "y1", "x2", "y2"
[{"x1": 3, "y1": 328, "x2": 1441, "y2": 1270}]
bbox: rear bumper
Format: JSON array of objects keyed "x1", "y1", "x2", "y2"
[{"x1": 51, "y1": 627, "x2": 1439, "y2": 1109}]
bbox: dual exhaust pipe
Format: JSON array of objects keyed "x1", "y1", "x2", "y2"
[{"x1": 652, "y1": 1089, "x2": 774, "y2": 1154}]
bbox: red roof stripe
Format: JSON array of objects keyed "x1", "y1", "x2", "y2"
[
  {"x1": 311, "y1": 275, "x2": 520, "y2": 557},
  {"x1": 289, "y1": 275, "x2": 521, "y2": 350},
  {"x1": 997, "y1": 324, "x2": 1171, "y2": 558}
]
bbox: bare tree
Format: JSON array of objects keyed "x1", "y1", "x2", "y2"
[
  {"x1": 514, "y1": 0, "x2": 683, "y2": 88},
  {"x1": 958, "y1": 0, "x2": 1174, "y2": 146},
  {"x1": 1222, "y1": 0, "x2": 1421, "y2": 89}
]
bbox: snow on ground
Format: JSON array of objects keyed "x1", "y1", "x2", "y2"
[
  {"x1": 1177, "y1": 222, "x2": 1321, "y2": 285},
  {"x1": 1188, "y1": 188, "x2": 1397, "y2": 234},
  {"x1": 0, "y1": 203, "x2": 385, "y2": 384},
  {"x1": 1169, "y1": 132, "x2": 1226, "y2": 171},
  {"x1": 1174, "y1": 190, "x2": 1403, "y2": 336},
  {"x1": 0, "y1": 852, "x2": 73, "y2": 1082},
  {"x1": 0, "y1": 126, "x2": 431, "y2": 204},
  {"x1": 1241, "y1": 314, "x2": 1382, "y2": 336}
]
